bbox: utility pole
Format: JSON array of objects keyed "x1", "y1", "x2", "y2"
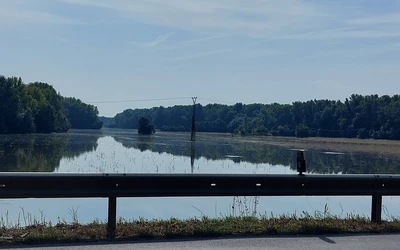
[{"x1": 190, "y1": 97, "x2": 197, "y2": 141}]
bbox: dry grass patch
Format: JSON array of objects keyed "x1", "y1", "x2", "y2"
[
  {"x1": 236, "y1": 136, "x2": 400, "y2": 156},
  {"x1": 1, "y1": 215, "x2": 400, "y2": 245}
]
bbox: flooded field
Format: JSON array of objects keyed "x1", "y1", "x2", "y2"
[{"x1": 1, "y1": 129, "x2": 400, "y2": 225}]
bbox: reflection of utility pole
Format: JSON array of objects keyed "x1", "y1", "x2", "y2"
[
  {"x1": 190, "y1": 141, "x2": 195, "y2": 173},
  {"x1": 190, "y1": 97, "x2": 197, "y2": 141}
]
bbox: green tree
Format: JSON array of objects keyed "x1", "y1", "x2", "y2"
[
  {"x1": 0, "y1": 76, "x2": 20, "y2": 133},
  {"x1": 138, "y1": 117, "x2": 155, "y2": 134},
  {"x1": 295, "y1": 124, "x2": 309, "y2": 138},
  {"x1": 63, "y1": 97, "x2": 103, "y2": 129},
  {"x1": 357, "y1": 128, "x2": 369, "y2": 139},
  {"x1": 28, "y1": 82, "x2": 70, "y2": 132},
  {"x1": 0, "y1": 75, "x2": 103, "y2": 134}
]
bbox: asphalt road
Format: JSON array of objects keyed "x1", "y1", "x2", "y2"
[{"x1": 4, "y1": 234, "x2": 400, "y2": 250}]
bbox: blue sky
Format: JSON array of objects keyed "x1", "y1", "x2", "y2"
[{"x1": 1, "y1": 0, "x2": 399, "y2": 116}]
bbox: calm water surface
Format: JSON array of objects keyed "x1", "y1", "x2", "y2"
[{"x1": 1, "y1": 129, "x2": 400, "y2": 225}]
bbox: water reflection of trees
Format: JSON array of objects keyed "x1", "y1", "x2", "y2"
[
  {"x1": 137, "y1": 135, "x2": 152, "y2": 152},
  {"x1": 0, "y1": 131, "x2": 101, "y2": 172},
  {"x1": 112, "y1": 134, "x2": 400, "y2": 174}
]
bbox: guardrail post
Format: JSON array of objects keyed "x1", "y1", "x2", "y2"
[
  {"x1": 371, "y1": 194, "x2": 382, "y2": 223},
  {"x1": 107, "y1": 196, "x2": 117, "y2": 239}
]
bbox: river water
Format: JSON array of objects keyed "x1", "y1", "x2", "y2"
[{"x1": 1, "y1": 129, "x2": 400, "y2": 226}]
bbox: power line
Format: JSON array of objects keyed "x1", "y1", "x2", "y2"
[
  {"x1": 87, "y1": 97, "x2": 191, "y2": 104},
  {"x1": 87, "y1": 96, "x2": 237, "y2": 105},
  {"x1": 198, "y1": 97, "x2": 236, "y2": 105}
]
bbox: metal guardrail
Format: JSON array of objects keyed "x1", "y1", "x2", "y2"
[{"x1": 0, "y1": 173, "x2": 400, "y2": 238}]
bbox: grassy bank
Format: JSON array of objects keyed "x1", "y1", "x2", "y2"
[
  {"x1": 193, "y1": 131, "x2": 400, "y2": 156},
  {"x1": 231, "y1": 134, "x2": 400, "y2": 156},
  {"x1": 2, "y1": 215, "x2": 400, "y2": 245}
]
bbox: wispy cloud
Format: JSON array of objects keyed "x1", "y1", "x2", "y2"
[
  {"x1": 160, "y1": 34, "x2": 231, "y2": 51},
  {"x1": 4, "y1": 0, "x2": 400, "y2": 43},
  {"x1": 347, "y1": 13, "x2": 400, "y2": 25},
  {"x1": 305, "y1": 43, "x2": 400, "y2": 59},
  {"x1": 274, "y1": 28, "x2": 400, "y2": 40},
  {"x1": 165, "y1": 49, "x2": 228, "y2": 62},
  {"x1": 239, "y1": 49, "x2": 281, "y2": 58},
  {"x1": 144, "y1": 32, "x2": 174, "y2": 47},
  {"x1": 61, "y1": 0, "x2": 400, "y2": 42},
  {"x1": 130, "y1": 32, "x2": 174, "y2": 48},
  {"x1": 62, "y1": 0, "x2": 326, "y2": 38},
  {"x1": 0, "y1": 1, "x2": 85, "y2": 25},
  {"x1": 181, "y1": 34, "x2": 231, "y2": 45}
]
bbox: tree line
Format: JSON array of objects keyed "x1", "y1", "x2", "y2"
[
  {"x1": 0, "y1": 75, "x2": 103, "y2": 134},
  {"x1": 63, "y1": 97, "x2": 103, "y2": 129},
  {"x1": 103, "y1": 94, "x2": 400, "y2": 140}
]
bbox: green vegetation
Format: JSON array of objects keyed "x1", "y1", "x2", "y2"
[
  {"x1": 0, "y1": 77, "x2": 69, "y2": 133},
  {"x1": 1, "y1": 215, "x2": 400, "y2": 244},
  {"x1": 107, "y1": 94, "x2": 400, "y2": 140},
  {"x1": 63, "y1": 97, "x2": 103, "y2": 129},
  {"x1": 0, "y1": 75, "x2": 102, "y2": 133},
  {"x1": 137, "y1": 117, "x2": 155, "y2": 135},
  {"x1": 1, "y1": 198, "x2": 399, "y2": 244},
  {"x1": 99, "y1": 116, "x2": 115, "y2": 128}
]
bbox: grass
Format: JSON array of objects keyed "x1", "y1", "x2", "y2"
[
  {"x1": 1, "y1": 215, "x2": 400, "y2": 245},
  {"x1": 1, "y1": 198, "x2": 400, "y2": 245},
  {"x1": 192, "y1": 131, "x2": 400, "y2": 156},
  {"x1": 1, "y1": 199, "x2": 400, "y2": 245},
  {"x1": 233, "y1": 135, "x2": 400, "y2": 156}
]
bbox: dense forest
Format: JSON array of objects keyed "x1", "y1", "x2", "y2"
[
  {"x1": 0, "y1": 75, "x2": 102, "y2": 133},
  {"x1": 104, "y1": 94, "x2": 400, "y2": 140},
  {"x1": 63, "y1": 97, "x2": 103, "y2": 129}
]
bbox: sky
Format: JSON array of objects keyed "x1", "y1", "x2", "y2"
[{"x1": 1, "y1": 0, "x2": 400, "y2": 117}]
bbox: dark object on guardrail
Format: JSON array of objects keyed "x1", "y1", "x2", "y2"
[{"x1": 297, "y1": 150, "x2": 306, "y2": 175}]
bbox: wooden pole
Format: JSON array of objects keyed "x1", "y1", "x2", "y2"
[
  {"x1": 371, "y1": 194, "x2": 382, "y2": 223},
  {"x1": 107, "y1": 196, "x2": 117, "y2": 239},
  {"x1": 190, "y1": 97, "x2": 197, "y2": 141}
]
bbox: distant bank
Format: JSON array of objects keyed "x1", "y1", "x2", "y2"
[{"x1": 99, "y1": 94, "x2": 400, "y2": 140}]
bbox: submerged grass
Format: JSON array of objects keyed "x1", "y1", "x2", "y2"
[
  {"x1": 241, "y1": 135, "x2": 400, "y2": 156},
  {"x1": 1, "y1": 215, "x2": 400, "y2": 245}
]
